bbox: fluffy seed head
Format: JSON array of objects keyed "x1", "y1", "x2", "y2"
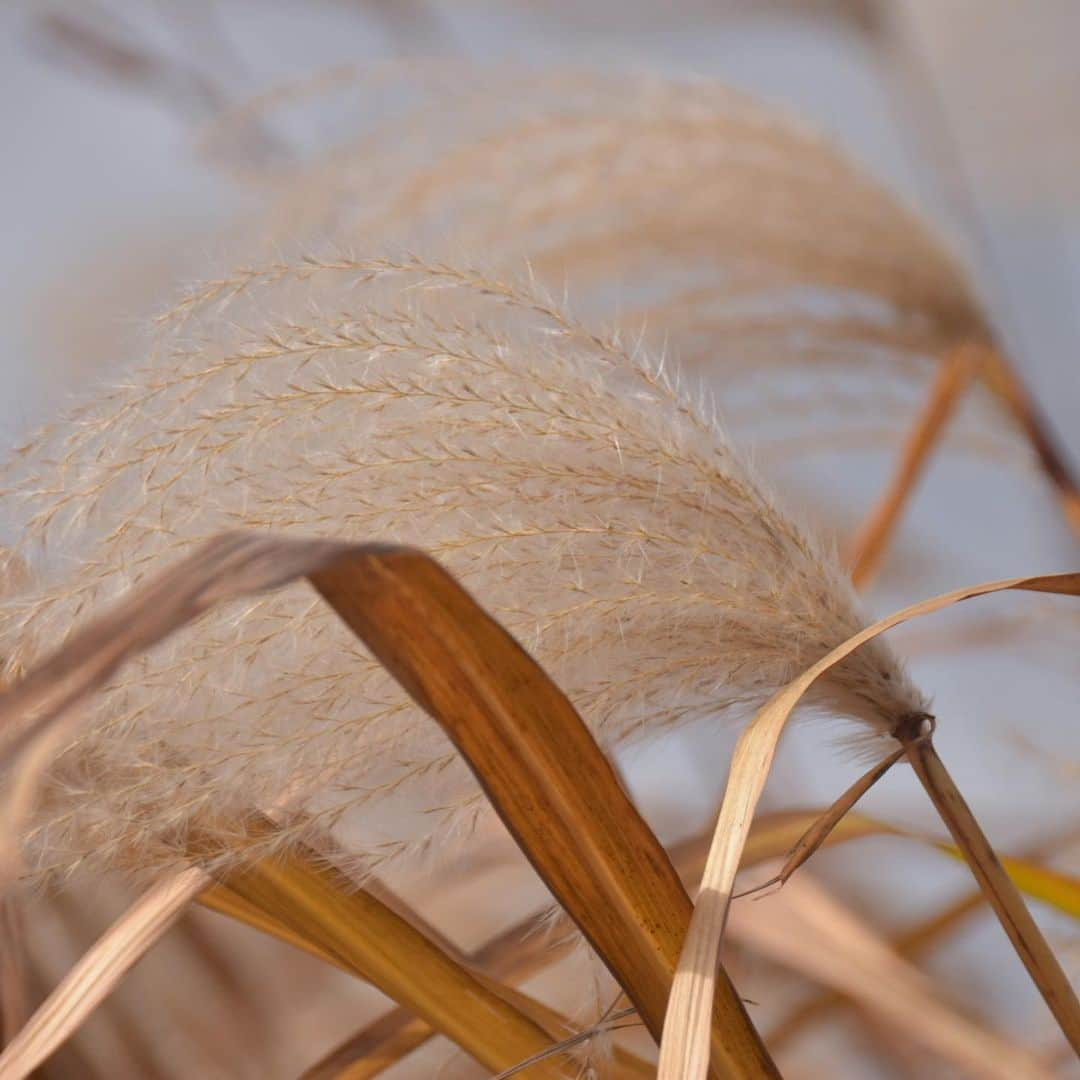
[
  {"x1": 0, "y1": 255, "x2": 927, "y2": 883},
  {"x1": 231, "y1": 67, "x2": 1024, "y2": 467}
]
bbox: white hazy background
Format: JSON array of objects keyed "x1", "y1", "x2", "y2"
[{"x1": 1, "y1": 2, "x2": 1077, "y2": 1074}]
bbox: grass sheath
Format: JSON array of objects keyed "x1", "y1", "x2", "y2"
[{"x1": 897, "y1": 729, "x2": 1080, "y2": 1056}]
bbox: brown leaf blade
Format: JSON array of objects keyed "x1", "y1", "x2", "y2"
[
  {"x1": 200, "y1": 845, "x2": 655, "y2": 1080},
  {"x1": 311, "y1": 546, "x2": 777, "y2": 1078}
]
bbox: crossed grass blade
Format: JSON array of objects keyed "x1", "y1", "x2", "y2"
[{"x1": 659, "y1": 572, "x2": 1080, "y2": 1079}]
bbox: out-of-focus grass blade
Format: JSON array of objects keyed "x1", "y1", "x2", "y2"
[
  {"x1": 848, "y1": 344, "x2": 977, "y2": 588},
  {"x1": 727, "y1": 871, "x2": 1051, "y2": 1079},
  {"x1": 306, "y1": 1014, "x2": 432, "y2": 1080},
  {"x1": 936, "y1": 846, "x2": 1080, "y2": 919},
  {"x1": 304, "y1": 1012, "x2": 432, "y2": 1080},
  {"x1": 201, "y1": 857, "x2": 653, "y2": 1079},
  {"x1": 299, "y1": 808, "x2": 884, "y2": 1079},
  {"x1": 728, "y1": 809, "x2": 1080, "y2": 922},
  {"x1": 311, "y1": 546, "x2": 777, "y2": 1078},
  {"x1": 0, "y1": 867, "x2": 212, "y2": 1080},
  {"x1": 767, "y1": 889, "x2": 984, "y2": 1048},
  {"x1": 197, "y1": 824, "x2": 563, "y2": 1078},
  {"x1": 658, "y1": 571, "x2": 1080, "y2": 1079},
  {"x1": 295, "y1": 804, "x2": 1080, "y2": 1078}
]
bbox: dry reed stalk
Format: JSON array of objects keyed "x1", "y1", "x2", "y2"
[
  {"x1": 659, "y1": 572, "x2": 1080, "y2": 1078},
  {"x1": 898, "y1": 733, "x2": 1080, "y2": 1049}
]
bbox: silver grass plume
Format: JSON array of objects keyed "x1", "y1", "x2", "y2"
[
  {"x1": 0, "y1": 256, "x2": 927, "y2": 883},
  {"x1": 236, "y1": 67, "x2": 1021, "y2": 461}
]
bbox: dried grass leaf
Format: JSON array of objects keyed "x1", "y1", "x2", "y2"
[
  {"x1": 202, "y1": 825, "x2": 566, "y2": 1079},
  {"x1": 310, "y1": 542, "x2": 775, "y2": 1075},
  {"x1": 659, "y1": 571, "x2": 1080, "y2": 1079}
]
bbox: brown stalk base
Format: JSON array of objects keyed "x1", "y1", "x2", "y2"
[{"x1": 896, "y1": 723, "x2": 1080, "y2": 1056}]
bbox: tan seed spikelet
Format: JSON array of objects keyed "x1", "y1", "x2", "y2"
[{"x1": 0, "y1": 257, "x2": 927, "y2": 883}]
